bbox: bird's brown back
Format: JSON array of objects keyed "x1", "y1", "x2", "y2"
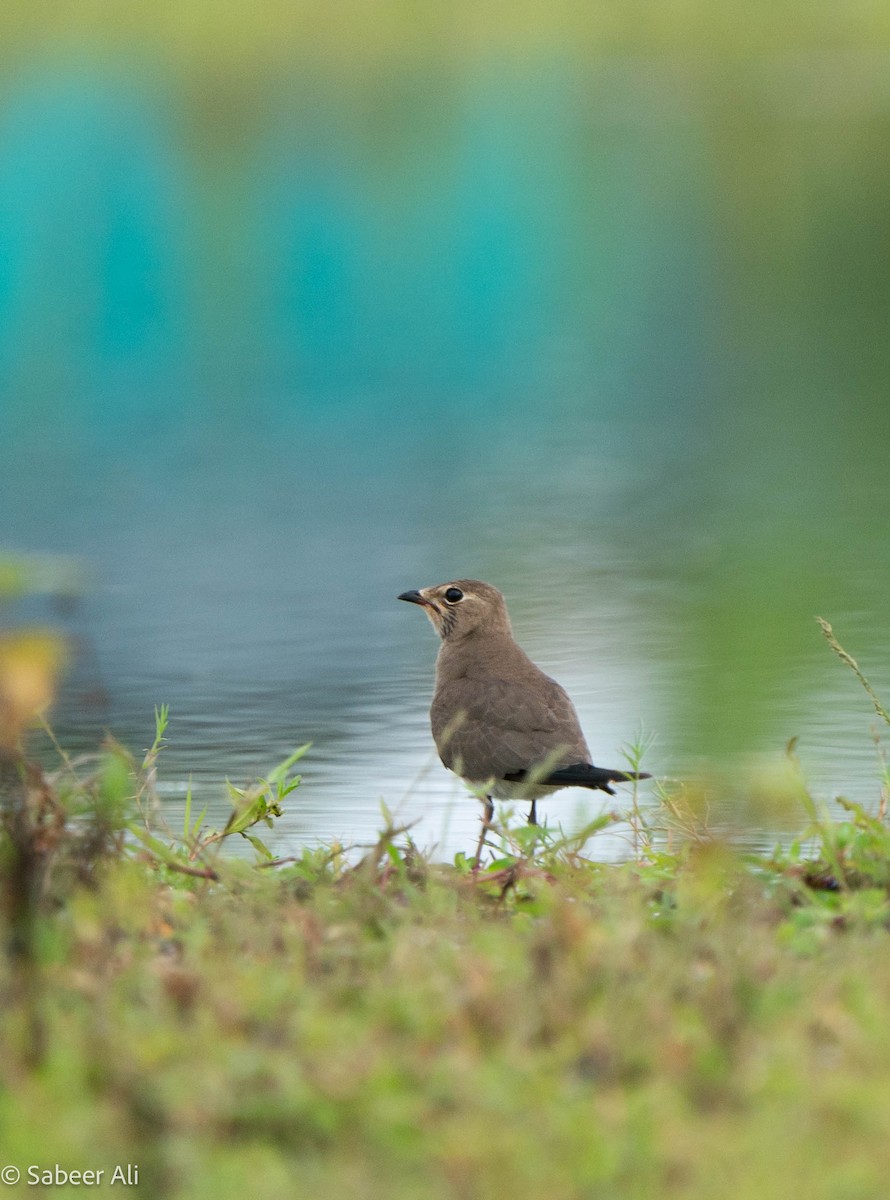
[{"x1": 431, "y1": 628, "x2": 590, "y2": 783}]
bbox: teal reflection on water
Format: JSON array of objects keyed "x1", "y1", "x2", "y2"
[{"x1": 0, "y1": 58, "x2": 709, "y2": 411}]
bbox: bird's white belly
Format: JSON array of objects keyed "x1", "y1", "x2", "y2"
[{"x1": 474, "y1": 778, "x2": 565, "y2": 802}]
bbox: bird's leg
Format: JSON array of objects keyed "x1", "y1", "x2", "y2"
[
  {"x1": 473, "y1": 795, "x2": 494, "y2": 870},
  {"x1": 528, "y1": 799, "x2": 538, "y2": 826}
]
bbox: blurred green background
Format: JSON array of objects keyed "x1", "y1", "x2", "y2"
[{"x1": 2, "y1": 2, "x2": 889, "y2": 853}]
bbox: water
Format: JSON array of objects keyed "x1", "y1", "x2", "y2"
[
  {"x1": 2, "y1": 42, "x2": 890, "y2": 859},
  {"x1": 2, "y1": 417, "x2": 668, "y2": 860},
  {"x1": 4, "y1": 412, "x2": 887, "y2": 862}
]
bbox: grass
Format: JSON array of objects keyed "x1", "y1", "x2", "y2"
[{"x1": 1, "y1": 625, "x2": 890, "y2": 1196}]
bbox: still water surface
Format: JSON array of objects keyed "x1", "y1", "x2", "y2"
[{"x1": 4, "y1": 410, "x2": 887, "y2": 863}]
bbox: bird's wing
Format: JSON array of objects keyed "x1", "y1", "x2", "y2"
[{"x1": 431, "y1": 675, "x2": 589, "y2": 783}]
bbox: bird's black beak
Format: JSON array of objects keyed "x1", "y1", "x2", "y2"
[{"x1": 398, "y1": 589, "x2": 431, "y2": 607}]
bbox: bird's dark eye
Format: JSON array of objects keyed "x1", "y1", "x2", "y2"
[{"x1": 444, "y1": 586, "x2": 464, "y2": 604}]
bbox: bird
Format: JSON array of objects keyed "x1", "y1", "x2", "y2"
[{"x1": 398, "y1": 578, "x2": 650, "y2": 861}]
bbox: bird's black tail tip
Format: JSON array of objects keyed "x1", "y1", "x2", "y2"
[{"x1": 505, "y1": 764, "x2": 653, "y2": 791}]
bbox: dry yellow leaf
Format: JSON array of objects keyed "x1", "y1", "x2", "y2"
[{"x1": 0, "y1": 631, "x2": 67, "y2": 747}]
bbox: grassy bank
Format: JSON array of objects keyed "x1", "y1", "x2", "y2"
[{"x1": 2, "y1": 705, "x2": 890, "y2": 1200}]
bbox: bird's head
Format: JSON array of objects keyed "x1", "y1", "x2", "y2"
[{"x1": 398, "y1": 579, "x2": 512, "y2": 641}]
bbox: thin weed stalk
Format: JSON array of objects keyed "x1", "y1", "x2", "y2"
[{"x1": 818, "y1": 617, "x2": 890, "y2": 729}]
